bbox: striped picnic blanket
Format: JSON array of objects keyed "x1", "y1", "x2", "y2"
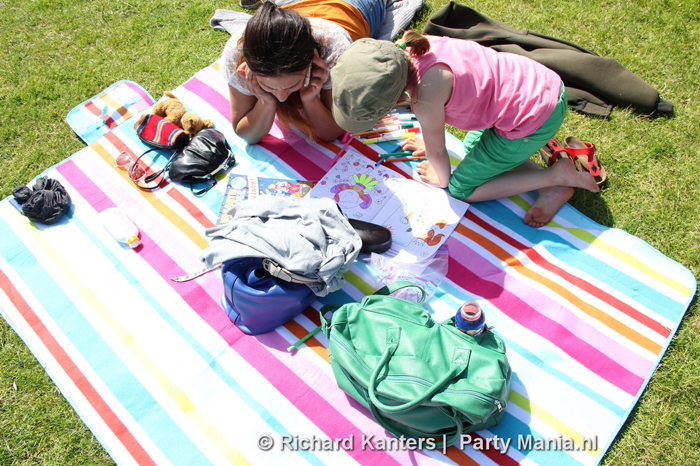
[
  {"x1": 66, "y1": 80, "x2": 155, "y2": 145},
  {"x1": 0, "y1": 62, "x2": 695, "y2": 466}
]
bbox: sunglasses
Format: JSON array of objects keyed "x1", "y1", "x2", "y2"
[
  {"x1": 115, "y1": 151, "x2": 146, "y2": 180},
  {"x1": 115, "y1": 151, "x2": 163, "y2": 190}
]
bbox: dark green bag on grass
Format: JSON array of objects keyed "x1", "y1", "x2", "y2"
[{"x1": 321, "y1": 282, "x2": 511, "y2": 447}]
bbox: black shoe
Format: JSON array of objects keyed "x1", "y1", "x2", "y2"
[
  {"x1": 348, "y1": 218, "x2": 392, "y2": 254},
  {"x1": 240, "y1": 0, "x2": 262, "y2": 9}
]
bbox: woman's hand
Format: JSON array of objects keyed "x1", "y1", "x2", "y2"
[
  {"x1": 238, "y1": 62, "x2": 277, "y2": 107},
  {"x1": 300, "y1": 50, "x2": 327, "y2": 103},
  {"x1": 229, "y1": 62, "x2": 279, "y2": 145}
]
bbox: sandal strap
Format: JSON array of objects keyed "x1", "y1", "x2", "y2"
[
  {"x1": 565, "y1": 141, "x2": 601, "y2": 177},
  {"x1": 544, "y1": 138, "x2": 575, "y2": 166},
  {"x1": 552, "y1": 147, "x2": 578, "y2": 166},
  {"x1": 563, "y1": 141, "x2": 596, "y2": 157}
]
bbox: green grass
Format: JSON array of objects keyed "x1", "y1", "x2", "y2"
[{"x1": 0, "y1": 0, "x2": 698, "y2": 464}]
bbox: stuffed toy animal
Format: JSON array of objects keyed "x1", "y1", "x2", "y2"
[{"x1": 152, "y1": 91, "x2": 213, "y2": 134}]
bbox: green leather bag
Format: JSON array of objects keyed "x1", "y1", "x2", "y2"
[{"x1": 321, "y1": 281, "x2": 512, "y2": 447}]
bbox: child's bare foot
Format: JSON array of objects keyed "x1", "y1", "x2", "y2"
[
  {"x1": 416, "y1": 160, "x2": 443, "y2": 187},
  {"x1": 551, "y1": 157, "x2": 599, "y2": 192},
  {"x1": 524, "y1": 186, "x2": 574, "y2": 227}
]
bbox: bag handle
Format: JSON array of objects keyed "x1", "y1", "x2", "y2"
[
  {"x1": 190, "y1": 178, "x2": 217, "y2": 196},
  {"x1": 368, "y1": 329, "x2": 470, "y2": 413},
  {"x1": 263, "y1": 258, "x2": 319, "y2": 284},
  {"x1": 373, "y1": 281, "x2": 426, "y2": 304},
  {"x1": 129, "y1": 148, "x2": 180, "y2": 191}
]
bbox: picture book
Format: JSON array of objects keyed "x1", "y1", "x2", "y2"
[
  {"x1": 309, "y1": 150, "x2": 469, "y2": 259},
  {"x1": 216, "y1": 174, "x2": 315, "y2": 225}
]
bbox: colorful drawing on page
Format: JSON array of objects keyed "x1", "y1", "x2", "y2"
[
  {"x1": 310, "y1": 149, "x2": 468, "y2": 259},
  {"x1": 370, "y1": 180, "x2": 465, "y2": 258},
  {"x1": 217, "y1": 175, "x2": 316, "y2": 225},
  {"x1": 261, "y1": 179, "x2": 314, "y2": 198},
  {"x1": 312, "y1": 150, "x2": 400, "y2": 220}
]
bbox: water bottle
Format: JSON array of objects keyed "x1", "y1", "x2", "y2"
[
  {"x1": 100, "y1": 207, "x2": 142, "y2": 249},
  {"x1": 455, "y1": 301, "x2": 485, "y2": 335}
]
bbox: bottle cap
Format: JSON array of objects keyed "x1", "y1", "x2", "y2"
[
  {"x1": 455, "y1": 301, "x2": 485, "y2": 335},
  {"x1": 126, "y1": 236, "x2": 142, "y2": 249},
  {"x1": 460, "y1": 301, "x2": 482, "y2": 321}
]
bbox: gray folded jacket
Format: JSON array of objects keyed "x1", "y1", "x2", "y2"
[{"x1": 201, "y1": 196, "x2": 362, "y2": 297}]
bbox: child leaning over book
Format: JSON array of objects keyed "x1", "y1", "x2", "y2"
[{"x1": 330, "y1": 31, "x2": 599, "y2": 227}]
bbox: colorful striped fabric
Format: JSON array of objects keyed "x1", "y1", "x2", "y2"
[
  {"x1": 0, "y1": 62, "x2": 695, "y2": 466},
  {"x1": 66, "y1": 80, "x2": 155, "y2": 145},
  {"x1": 133, "y1": 114, "x2": 189, "y2": 149}
]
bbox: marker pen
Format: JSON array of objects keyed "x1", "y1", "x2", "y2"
[
  {"x1": 361, "y1": 127, "x2": 420, "y2": 140},
  {"x1": 362, "y1": 133, "x2": 415, "y2": 144},
  {"x1": 329, "y1": 131, "x2": 351, "y2": 167},
  {"x1": 374, "y1": 151, "x2": 414, "y2": 166},
  {"x1": 376, "y1": 155, "x2": 425, "y2": 165},
  {"x1": 379, "y1": 150, "x2": 414, "y2": 158},
  {"x1": 354, "y1": 123, "x2": 415, "y2": 137},
  {"x1": 381, "y1": 113, "x2": 416, "y2": 122},
  {"x1": 379, "y1": 118, "x2": 418, "y2": 127}
]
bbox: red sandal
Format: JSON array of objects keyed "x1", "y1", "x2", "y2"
[
  {"x1": 563, "y1": 136, "x2": 607, "y2": 186},
  {"x1": 538, "y1": 138, "x2": 581, "y2": 169}
]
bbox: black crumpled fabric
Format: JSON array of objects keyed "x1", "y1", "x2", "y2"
[{"x1": 12, "y1": 177, "x2": 71, "y2": 225}]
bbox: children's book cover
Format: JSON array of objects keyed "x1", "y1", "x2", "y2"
[
  {"x1": 309, "y1": 150, "x2": 469, "y2": 259},
  {"x1": 216, "y1": 174, "x2": 315, "y2": 224}
]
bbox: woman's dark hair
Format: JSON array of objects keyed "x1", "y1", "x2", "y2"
[
  {"x1": 240, "y1": 1, "x2": 321, "y2": 138},
  {"x1": 243, "y1": 2, "x2": 319, "y2": 76}
]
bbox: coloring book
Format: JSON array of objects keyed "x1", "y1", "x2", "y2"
[
  {"x1": 309, "y1": 150, "x2": 469, "y2": 259},
  {"x1": 216, "y1": 174, "x2": 315, "y2": 224}
]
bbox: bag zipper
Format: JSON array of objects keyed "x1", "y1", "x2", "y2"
[
  {"x1": 331, "y1": 333, "x2": 506, "y2": 414},
  {"x1": 360, "y1": 302, "x2": 431, "y2": 326}
]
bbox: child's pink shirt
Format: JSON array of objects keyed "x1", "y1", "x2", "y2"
[{"x1": 407, "y1": 37, "x2": 561, "y2": 140}]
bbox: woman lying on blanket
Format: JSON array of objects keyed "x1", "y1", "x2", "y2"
[
  {"x1": 330, "y1": 32, "x2": 601, "y2": 228},
  {"x1": 221, "y1": 0, "x2": 386, "y2": 144}
]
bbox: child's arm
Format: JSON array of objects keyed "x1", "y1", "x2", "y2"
[{"x1": 406, "y1": 65, "x2": 454, "y2": 188}]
